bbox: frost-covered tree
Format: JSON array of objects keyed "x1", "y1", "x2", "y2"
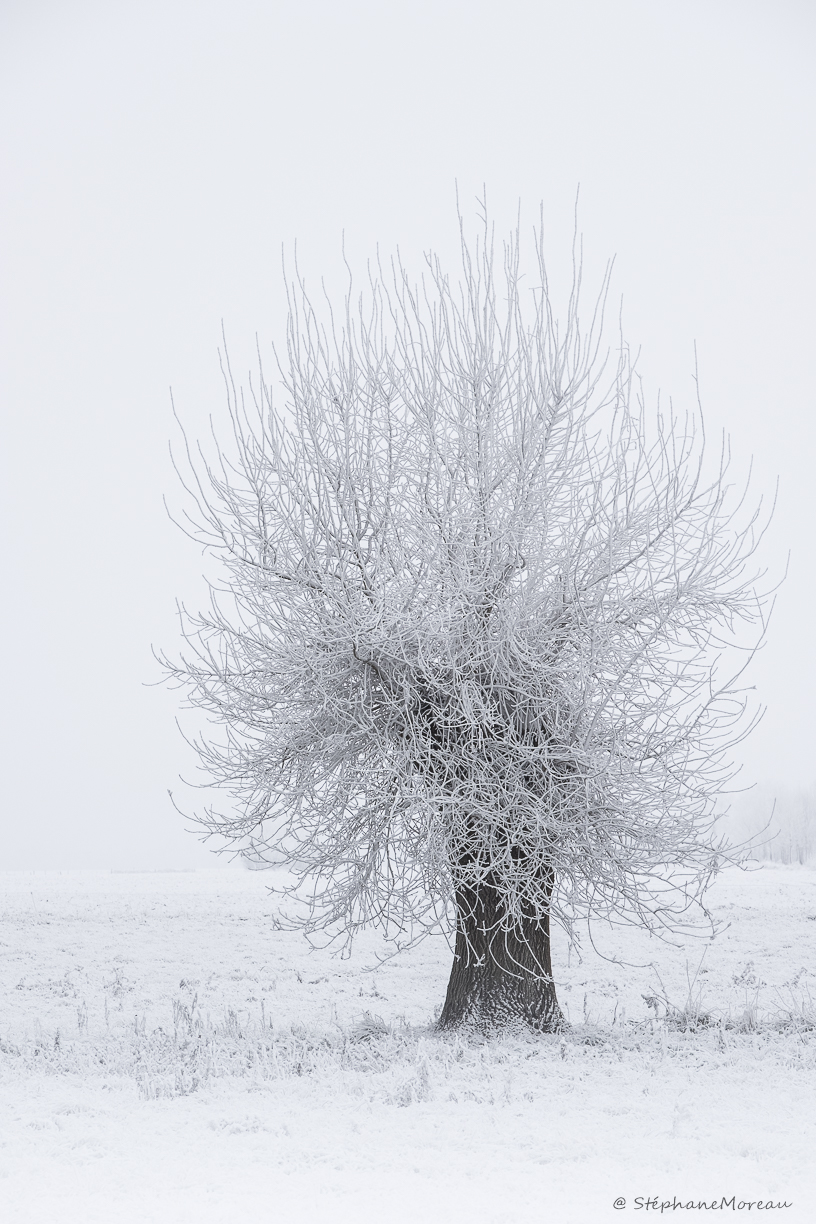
[{"x1": 163, "y1": 208, "x2": 767, "y2": 1032}]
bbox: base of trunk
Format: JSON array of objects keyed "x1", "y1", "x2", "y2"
[{"x1": 437, "y1": 888, "x2": 564, "y2": 1034}]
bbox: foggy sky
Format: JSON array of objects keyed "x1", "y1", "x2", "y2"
[{"x1": 1, "y1": 0, "x2": 814, "y2": 869}]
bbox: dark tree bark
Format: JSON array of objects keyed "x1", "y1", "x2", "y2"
[{"x1": 437, "y1": 881, "x2": 564, "y2": 1033}]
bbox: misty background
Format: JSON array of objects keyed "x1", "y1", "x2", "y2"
[{"x1": 1, "y1": 0, "x2": 814, "y2": 870}]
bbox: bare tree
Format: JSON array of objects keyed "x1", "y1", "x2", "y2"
[{"x1": 162, "y1": 206, "x2": 768, "y2": 1032}]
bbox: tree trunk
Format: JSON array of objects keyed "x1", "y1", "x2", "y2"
[{"x1": 437, "y1": 883, "x2": 563, "y2": 1033}]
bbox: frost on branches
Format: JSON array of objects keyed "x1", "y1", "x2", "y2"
[{"x1": 162, "y1": 210, "x2": 769, "y2": 1032}]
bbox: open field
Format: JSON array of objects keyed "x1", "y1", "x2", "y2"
[{"x1": 2, "y1": 864, "x2": 815, "y2": 1223}]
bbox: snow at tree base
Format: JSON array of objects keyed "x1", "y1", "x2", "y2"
[{"x1": 1, "y1": 865, "x2": 814, "y2": 1223}]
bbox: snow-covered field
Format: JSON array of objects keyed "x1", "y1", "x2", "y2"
[{"x1": 2, "y1": 864, "x2": 815, "y2": 1224}]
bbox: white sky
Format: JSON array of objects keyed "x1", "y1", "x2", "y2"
[{"x1": 1, "y1": 0, "x2": 815, "y2": 869}]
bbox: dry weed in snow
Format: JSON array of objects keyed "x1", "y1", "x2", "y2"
[{"x1": 1, "y1": 865, "x2": 815, "y2": 1223}]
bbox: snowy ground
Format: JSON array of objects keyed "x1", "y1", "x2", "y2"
[{"x1": 1, "y1": 864, "x2": 815, "y2": 1224}]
